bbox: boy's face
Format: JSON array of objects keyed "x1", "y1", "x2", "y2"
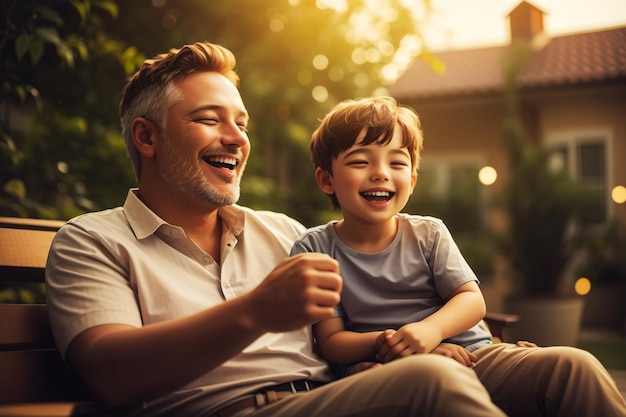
[{"x1": 316, "y1": 126, "x2": 417, "y2": 224}]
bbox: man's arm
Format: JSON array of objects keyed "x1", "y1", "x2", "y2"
[{"x1": 67, "y1": 253, "x2": 342, "y2": 408}]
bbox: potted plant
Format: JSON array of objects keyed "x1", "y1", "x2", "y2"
[
  {"x1": 577, "y1": 221, "x2": 626, "y2": 329},
  {"x1": 495, "y1": 44, "x2": 589, "y2": 345},
  {"x1": 496, "y1": 122, "x2": 591, "y2": 345}
]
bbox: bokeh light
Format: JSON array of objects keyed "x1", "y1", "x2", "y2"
[
  {"x1": 328, "y1": 67, "x2": 344, "y2": 81},
  {"x1": 574, "y1": 277, "x2": 591, "y2": 296},
  {"x1": 312, "y1": 55, "x2": 329, "y2": 70},
  {"x1": 478, "y1": 166, "x2": 497, "y2": 185},
  {"x1": 57, "y1": 161, "x2": 69, "y2": 174},
  {"x1": 312, "y1": 85, "x2": 329, "y2": 103},
  {"x1": 611, "y1": 185, "x2": 626, "y2": 204},
  {"x1": 297, "y1": 70, "x2": 312, "y2": 85},
  {"x1": 269, "y1": 18, "x2": 285, "y2": 32}
]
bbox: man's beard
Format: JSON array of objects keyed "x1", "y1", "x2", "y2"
[{"x1": 157, "y1": 134, "x2": 243, "y2": 207}]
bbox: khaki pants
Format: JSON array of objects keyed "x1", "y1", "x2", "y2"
[{"x1": 246, "y1": 344, "x2": 626, "y2": 417}]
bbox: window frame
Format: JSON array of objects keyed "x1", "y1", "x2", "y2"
[{"x1": 545, "y1": 127, "x2": 614, "y2": 223}]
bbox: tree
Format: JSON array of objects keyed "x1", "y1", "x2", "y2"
[
  {"x1": 1, "y1": 0, "x2": 429, "y2": 226},
  {"x1": 1, "y1": 0, "x2": 142, "y2": 219}
]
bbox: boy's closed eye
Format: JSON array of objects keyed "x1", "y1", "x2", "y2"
[{"x1": 346, "y1": 160, "x2": 369, "y2": 167}]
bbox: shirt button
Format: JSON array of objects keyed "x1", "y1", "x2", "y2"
[
  {"x1": 171, "y1": 229, "x2": 180, "y2": 236},
  {"x1": 202, "y1": 256, "x2": 211, "y2": 265}
]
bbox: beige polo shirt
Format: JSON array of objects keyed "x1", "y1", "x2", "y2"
[{"x1": 46, "y1": 189, "x2": 332, "y2": 416}]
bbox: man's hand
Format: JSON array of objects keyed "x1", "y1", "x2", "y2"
[
  {"x1": 245, "y1": 253, "x2": 342, "y2": 332},
  {"x1": 515, "y1": 340, "x2": 538, "y2": 348}
]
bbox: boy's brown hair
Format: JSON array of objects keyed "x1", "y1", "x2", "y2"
[{"x1": 310, "y1": 96, "x2": 424, "y2": 209}]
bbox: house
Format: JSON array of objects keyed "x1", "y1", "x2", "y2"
[{"x1": 389, "y1": 1, "x2": 626, "y2": 311}]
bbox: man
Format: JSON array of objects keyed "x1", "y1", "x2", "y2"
[{"x1": 45, "y1": 41, "x2": 510, "y2": 416}]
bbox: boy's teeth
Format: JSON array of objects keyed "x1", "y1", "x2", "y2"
[{"x1": 363, "y1": 191, "x2": 390, "y2": 197}]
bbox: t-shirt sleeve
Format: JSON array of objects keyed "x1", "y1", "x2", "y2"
[
  {"x1": 428, "y1": 220, "x2": 479, "y2": 299},
  {"x1": 45, "y1": 222, "x2": 142, "y2": 359}
]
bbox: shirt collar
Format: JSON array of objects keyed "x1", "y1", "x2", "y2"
[{"x1": 123, "y1": 188, "x2": 246, "y2": 239}]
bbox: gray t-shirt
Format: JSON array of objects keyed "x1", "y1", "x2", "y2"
[{"x1": 291, "y1": 213, "x2": 491, "y2": 352}]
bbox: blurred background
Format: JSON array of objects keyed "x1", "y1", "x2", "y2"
[{"x1": 1, "y1": 0, "x2": 625, "y2": 374}]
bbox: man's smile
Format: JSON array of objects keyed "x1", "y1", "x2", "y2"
[{"x1": 202, "y1": 155, "x2": 238, "y2": 170}]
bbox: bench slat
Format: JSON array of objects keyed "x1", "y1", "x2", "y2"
[
  {"x1": 0, "y1": 349, "x2": 95, "y2": 404},
  {"x1": 0, "y1": 304, "x2": 55, "y2": 350}
]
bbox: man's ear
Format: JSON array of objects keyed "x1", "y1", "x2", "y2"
[
  {"x1": 130, "y1": 117, "x2": 157, "y2": 158},
  {"x1": 315, "y1": 167, "x2": 335, "y2": 194}
]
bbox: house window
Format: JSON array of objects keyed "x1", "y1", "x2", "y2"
[{"x1": 547, "y1": 129, "x2": 611, "y2": 224}]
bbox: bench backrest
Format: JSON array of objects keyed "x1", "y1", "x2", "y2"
[{"x1": 0, "y1": 217, "x2": 95, "y2": 404}]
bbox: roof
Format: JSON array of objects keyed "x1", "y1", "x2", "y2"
[{"x1": 389, "y1": 26, "x2": 626, "y2": 100}]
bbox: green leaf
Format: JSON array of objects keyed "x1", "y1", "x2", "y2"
[
  {"x1": 71, "y1": 0, "x2": 88, "y2": 23},
  {"x1": 35, "y1": 27, "x2": 62, "y2": 46},
  {"x1": 57, "y1": 43, "x2": 75, "y2": 68},
  {"x1": 94, "y1": 0, "x2": 119, "y2": 18},
  {"x1": 29, "y1": 38, "x2": 45, "y2": 64},
  {"x1": 15, "y1": 34, "x2": 31, "y2": 61},
  {"x1": 33, "y1": 5, "x2": 64, "y2": 27},
  {"x1": 75, "y1": 41, "x2": 89, "y2": 60},
  {"x1": 3, "y1": 179, "x2": 27, "y2": 201}
]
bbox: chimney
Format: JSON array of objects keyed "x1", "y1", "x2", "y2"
[{"x1": 508, "y1": 1, "x2": 545, "y2": 42}]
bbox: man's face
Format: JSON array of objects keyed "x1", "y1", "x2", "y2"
[{"x1": 155, "y1": 72, "x2": 250, "y2": 207}]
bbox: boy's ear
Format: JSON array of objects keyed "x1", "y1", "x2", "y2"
[
  {"x1": 315, "y1": 167, "x2": 335, "y2": 194},
  {"x1": 130, "y1": 117, "x2": 157, "y2": 158},
  {"x1": 410, "y1": 171, "x2": 418, "y2": 194}
]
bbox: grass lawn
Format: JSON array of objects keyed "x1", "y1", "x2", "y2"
[{"x1": 577, "y1": 332, "x2": 626, "y2": 370}]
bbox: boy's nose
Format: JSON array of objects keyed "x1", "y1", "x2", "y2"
[{"x1": 371, "y1": 167, "x2": 389, "y2": 182}]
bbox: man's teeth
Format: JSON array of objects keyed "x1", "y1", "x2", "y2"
[
  {"x1": 205, "y1": 156, "x2": 237, "y2": 169},
  {"x1": 208, "y1": 156, "x2": 236, "y2": 165}
]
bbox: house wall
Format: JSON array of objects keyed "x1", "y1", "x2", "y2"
[{"x1": 409, "y1": 96, "x2": 508, "y2": 188}]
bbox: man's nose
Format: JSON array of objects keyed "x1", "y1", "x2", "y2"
[{"x1": 221, "y1": 123, "x2": 249, "y2": 147}]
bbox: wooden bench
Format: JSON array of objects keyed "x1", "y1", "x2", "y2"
[
  {"x1": 0, "y1": 216, "x2": 519, "y2": 416},
  {"x1": 0, "y1": 217, "x2": 112, "y2": 416}
]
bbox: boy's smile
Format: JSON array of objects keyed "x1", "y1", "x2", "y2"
[{"x1": 360, "y1": 190, "x2": 395, "y2": 202}]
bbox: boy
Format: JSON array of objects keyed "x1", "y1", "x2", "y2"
[{"x1": 291, "y1": 96, "x2": 626, "y2": 416}]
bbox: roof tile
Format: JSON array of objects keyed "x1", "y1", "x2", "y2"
[{"x1": 390, "y1": 26, "x2": 626, "y2": 100}]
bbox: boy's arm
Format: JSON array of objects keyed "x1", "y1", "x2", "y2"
[
  {"x1": 314, "y1": 317, "x2": 381, "y2": 364},
  {"x1": 378, "y1": 281, "x2": 485, "y2": 362}
]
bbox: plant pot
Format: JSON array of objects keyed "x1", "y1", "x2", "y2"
[
  {"x1": 582, "y1": 282, "x2": 626, "y2": 329},
  {"x1": 504, "y1": 296, "x2": 585, "y2": 346}
]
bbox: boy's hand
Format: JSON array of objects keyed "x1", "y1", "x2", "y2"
[
  {"x1": 376, "y1": 322, "x2": 442, "y2": 363},
  {"x1": 375, "y1": 329, "x2": 396, "y2": 353},
  {"x1": 431, "y1": 343, "x2": 477, "y2": 367}
]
